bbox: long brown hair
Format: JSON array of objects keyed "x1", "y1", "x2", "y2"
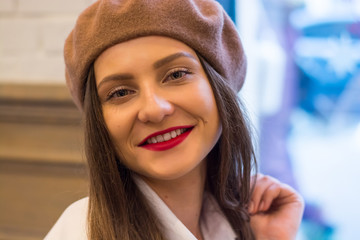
[{"x1": 83, "y1": 55, "x2": 257, "y2": 239}]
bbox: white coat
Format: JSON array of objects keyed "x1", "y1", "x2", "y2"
[{"x1": 44, "y1": 176, "x2": 237, "y2": 240}]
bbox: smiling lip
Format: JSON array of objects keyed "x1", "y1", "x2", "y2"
[{"x1": 138, "y1": 125, "x2": 193, "y2": 151}]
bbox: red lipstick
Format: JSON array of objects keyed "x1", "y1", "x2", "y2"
[{"x1": 139, "y1": 126, "x2": 193, "y2": 151}]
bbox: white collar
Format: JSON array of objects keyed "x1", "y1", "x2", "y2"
[{"x1": 133, "y1": 175, "x2": 237, "y2": 240}]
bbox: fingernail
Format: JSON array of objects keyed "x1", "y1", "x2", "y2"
[
  {"x1": 259, "y1": 201, "x2": 264, "y2": 211},
  {"x1": 248, "y1": 201, "x2": 254, "y2": 213}
]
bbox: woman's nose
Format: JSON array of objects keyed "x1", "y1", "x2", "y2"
[{"x1": 137, "y1": 90, "x2": 174, "y2": 123}]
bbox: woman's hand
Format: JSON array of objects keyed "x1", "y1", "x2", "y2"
[{"x1": 249, "y1": 174, "x2": 304, "y2": 240}]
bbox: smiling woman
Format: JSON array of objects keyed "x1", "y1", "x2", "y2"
[
  {"x1": 44, "y1": 0, "x2": 304, "y2": 240},
  {"x1": 95, "y1": 36, "x2": 221, "y2": 181}
]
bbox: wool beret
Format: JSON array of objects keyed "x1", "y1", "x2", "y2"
[{"x1": 64, "y1": 0, "x2": 246, "y2": 109}]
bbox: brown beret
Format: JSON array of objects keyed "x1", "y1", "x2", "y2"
[{"x1": 64, "y1": 0, "x2": 247, "y2": 109}]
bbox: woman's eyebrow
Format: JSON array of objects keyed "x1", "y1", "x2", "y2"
[
  {"x1": 97, "y1": 73, "x2": 133, "y2": 89},
  {"x1": 153, "y1": 52, "x2": 196, "y2": 69},
  {"x1": 97, "y1": 52, "x2": 196, "y2": 89}
]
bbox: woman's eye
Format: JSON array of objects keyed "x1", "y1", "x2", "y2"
[
  {"x1": 166, "y1": 69, "x2": 191, "y2": 82},
  {"x1": 108, "y1": 88, "x2": 134, "y2": 100},
  {"x1": 170, "y1": 71, "x2": 186, "y2": 79}
]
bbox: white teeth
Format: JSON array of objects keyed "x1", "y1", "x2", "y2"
[
  {"x1": 156, "y1": 135, "x2": 164, "y2": 142},
  {"x1": 163, "y1": 133, "x2": 171, "y2": 141},
  {"x1": 145, "y1": 128, "x2": 189, "y2": 145}
]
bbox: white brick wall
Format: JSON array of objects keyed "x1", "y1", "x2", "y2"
[
  {"x1": 41, "y1": 18, "x2": 78, "y2": 54},
  {"x1": 0, "y1": 0, "x2": 16, "y2": 13},
  {"x1": 18, "y1": 0, "x2": 91, "y2": 14},
  {"x1": 0, "y1": 0, "x2": 96, "y2": 84},
  {"x1": 0, "y1": 19, "x2": 41, "y2": 56}
]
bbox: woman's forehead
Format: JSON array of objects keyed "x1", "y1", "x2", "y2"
[
  {"x1": 95, "y1": 36, "x2": 198, "y2": 65},
  {"x1": 93, "y1": 36, "x2": 201, "y2": 84}
]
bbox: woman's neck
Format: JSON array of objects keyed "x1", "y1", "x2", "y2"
[{"x1": 142, "y1": 161, "x2": 207, "y2": 239}]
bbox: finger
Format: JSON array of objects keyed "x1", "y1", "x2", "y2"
[
  {"x1": 249, "y1": 174, "x2": 265, "y2": 213},
  {"x1": 249, "y1": 174, "x2": 269, "y2": 213},
  {"x1": 250, "y1": 173, "x2": 262, "y2": 186},
  {"x1": 249, "y1": 174, "x2": 279, "y2": 214},
  {"x1": 269, "y1": 183, "x2": 304, "y2": 208},
  {"x1": 261, "y1": 182, "x2": 305, "y2": 215},
  {"x1": 257, "y1": 182, "x2": 281, "y2": 212}
]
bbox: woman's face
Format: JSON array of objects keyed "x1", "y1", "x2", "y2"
[{"x1": 94, "y1": 36, "x2": 221, "y2": 181}]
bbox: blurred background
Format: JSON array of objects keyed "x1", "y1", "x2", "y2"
[
  {"x1": 0, "y1": 0, "x2": 359, "y2": 239},
  {"x1": 0, "y1": 1, "x2": 93, "y2": 239},
  {"x1": 236, "y1": 0, "x2": 360, "y2": 239}
]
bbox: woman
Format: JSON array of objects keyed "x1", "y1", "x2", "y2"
[{"x1": 45, "y1": 0, "x2": 304, "y2": 239}]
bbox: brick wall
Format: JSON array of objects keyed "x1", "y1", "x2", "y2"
[{"x1": 0, "y1": 0, "x2": 96, "y2": 84}]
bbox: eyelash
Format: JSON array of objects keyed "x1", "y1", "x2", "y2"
[
  {"x1": 107, "y1": 87, "x2": 135, "y2": 100},
  {"x1": 106, "y1": 68, "x2": 192, "y2": 101},
  {"x1": 164, "y1": 68, "x2": 192, "y2": 82}
]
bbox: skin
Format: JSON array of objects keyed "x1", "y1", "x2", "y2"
[
  {"x1": 94, "y1": 36, "x2": 221, "y2": 239},
  {"x1": 94, "y1": 36, "x2": 304, "y2": 239},
  {"x1": 249, "y1": 174, "x2": 305, "y2": 240}
]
